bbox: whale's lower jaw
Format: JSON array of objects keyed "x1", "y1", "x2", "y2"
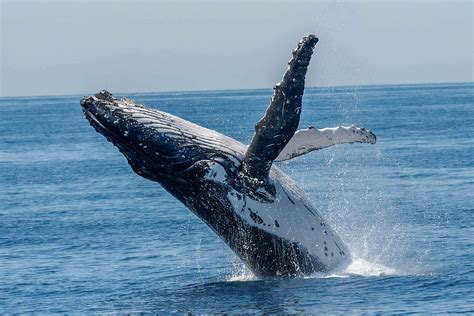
[{"x1": 164, "y1": 179, "x2": 348, "y2": 278}]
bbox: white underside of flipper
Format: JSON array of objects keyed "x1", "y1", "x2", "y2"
[{"x1": 276, "y1": 125, "x2": 376, "y2": 161}]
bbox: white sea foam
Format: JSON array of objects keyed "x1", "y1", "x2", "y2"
[
  {"x1": 228, "y1": 269, "x2": 257, "y2": 282},
  {"x1": 316, "y1": 257, "x2": 399, "y2": 278},
  {"x1": 227, "y1": 257, "x2": 400, "y2": 282},
  {"x1": 343, "y1": 257, "x2": 398, "y2": 276}
]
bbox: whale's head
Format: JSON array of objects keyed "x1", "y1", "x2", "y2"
[{"x1": 81, "y1": 91, "x2": 246, "y2": 186}]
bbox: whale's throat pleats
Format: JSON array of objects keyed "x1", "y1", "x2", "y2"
[{"x1": 240, "y1": 35, "x2": 318, "y2": 184}]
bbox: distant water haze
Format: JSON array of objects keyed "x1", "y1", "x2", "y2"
[{"x1": 1, "y1": 0, "x2": 473, "y2": 97}]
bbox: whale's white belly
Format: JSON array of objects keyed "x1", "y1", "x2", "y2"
[{"x1": 205, "y1": 161, "x2": 350, "y2": 271}]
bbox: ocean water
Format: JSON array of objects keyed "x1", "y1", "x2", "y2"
[{"x1": 0, "y1": 83, "x2": 473, "y2": 313}]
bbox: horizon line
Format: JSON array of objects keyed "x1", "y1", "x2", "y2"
[{"x1": 0, "y1": 80, "x2": 472, "y2": 99}]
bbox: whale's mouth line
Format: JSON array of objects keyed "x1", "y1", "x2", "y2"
[
  {"x1": 81, "y1": 99, "x2": 155, "y2": 174},
  {"x1": 81, "y1": 93, "x2": 147, "y2": 155},
  {"x1": 82, "y1": 106, "x2": 107, "y2": 136},
  {"x1": 82, "y1": 104, "x2": 126, "y2": 149}
]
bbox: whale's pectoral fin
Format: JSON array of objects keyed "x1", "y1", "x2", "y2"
[
  {"x1": 275, "y1": 125, "x2": 377, "y2": 161},
  {"x1": 240, "y1": 34, "x2": 319, "y2": 182}
]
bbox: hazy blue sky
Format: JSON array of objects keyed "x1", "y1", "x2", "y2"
[{"x1": 1, "y1": 0, "x2": 472, "y2": 97}]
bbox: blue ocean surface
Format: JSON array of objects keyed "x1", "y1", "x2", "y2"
[{"x1": 0, "y1": 83, "x2": 473, "y2": 313}]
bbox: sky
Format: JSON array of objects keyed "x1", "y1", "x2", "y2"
[{"x1": 1, "y1": 0, "x2": 472, "y2": 97}]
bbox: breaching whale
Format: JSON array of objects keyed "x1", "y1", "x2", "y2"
[{"x1": 81, "y1": 34, "x2": 376, "y2": 277}]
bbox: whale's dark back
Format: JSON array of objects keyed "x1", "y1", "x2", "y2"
[{"x1": 131, "y1": 108, "x2": 246, "y2": 171}]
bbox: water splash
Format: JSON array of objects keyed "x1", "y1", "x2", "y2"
[
  {"x1": 227, "y1": 144, "x2": 413, "y2": 282},
  {"x1": 343, "y1": 257, "x2": 398, "y2": 276},
  {"x1": 227, "y1": 264, "x2": 257, "y2": 282},
  {"x1": 227, "y1": 256, "x2": 401, "y2": 282}
]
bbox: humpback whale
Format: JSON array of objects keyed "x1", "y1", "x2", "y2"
[{"x1": 81, "y1": 34, "x2": 376, "y2": 277}]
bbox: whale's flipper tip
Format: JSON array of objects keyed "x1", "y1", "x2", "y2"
[{"x1": 241, "y1": 34, "x2": 319, "y2": 185}]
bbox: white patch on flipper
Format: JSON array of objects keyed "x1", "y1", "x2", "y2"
[{"x1": 276, "y1": 125, "x2": 376, "y2": 161}]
